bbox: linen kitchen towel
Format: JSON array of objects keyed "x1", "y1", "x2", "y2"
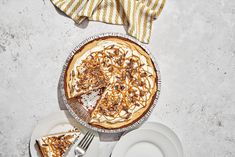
[{"x1": 51, "y1": 0, "x2": 165, "y2": 43}]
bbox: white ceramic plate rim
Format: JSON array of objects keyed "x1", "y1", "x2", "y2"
[
  {"x1": 140, "y1": 122, "x2": 184, "y2": 157},
  {"x1": 111, "y1": 129, "x2": 179, "y2": 157}
]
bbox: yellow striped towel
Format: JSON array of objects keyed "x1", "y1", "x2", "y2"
[{"x1": 51, "y1": 0, "x2": 165, "y2": 43}]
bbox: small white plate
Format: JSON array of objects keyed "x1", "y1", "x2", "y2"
[
  {"x1": 111, "y1": 122, "x2": 183, "y2": 157},
  {"x1": 30, "y1": 111, "x2": 99, "y2": 157}
]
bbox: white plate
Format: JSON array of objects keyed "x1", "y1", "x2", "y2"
[
  {"x1": 141, "y1": 122, "x2": 184, "y2": 157},
  {"x1": 111, "y1": 122, "x2": 183, "y2": 157},
  {"x1": 30, "y1": 111, "x2": 99, "y2": 157}
]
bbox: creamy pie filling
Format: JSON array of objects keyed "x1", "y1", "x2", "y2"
[{"x1": 66, "y1": 38, "x2": 157, "y2": 128}]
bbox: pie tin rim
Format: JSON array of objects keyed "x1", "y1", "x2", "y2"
[{"x1": 59, "y1": 32, "x2": 161, "y2": 133}]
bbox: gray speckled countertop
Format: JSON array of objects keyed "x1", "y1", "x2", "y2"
[{"x1": 0, "y1": 0, "x2": 235, "y2": 157}]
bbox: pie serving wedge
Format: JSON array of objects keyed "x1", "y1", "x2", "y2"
[
  {"x1": 36, "y1": 130, "x2": 80, "y2": 157},
  {"x1": 64, "y1": 36, "x2": 158, "y2": 129}
]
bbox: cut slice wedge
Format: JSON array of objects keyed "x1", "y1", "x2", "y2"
[{"x1": 36, "y1": 130, "x2": 80, "y2": 157}]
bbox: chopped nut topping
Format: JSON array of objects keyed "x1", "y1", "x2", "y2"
[
  {"x1": 140, "y1": 72, "x2": 147, "y2": 77},
  {"x1": 140, "y1": 91, "x2": 146, "y2": 97},
  {"x1": 125, "y1": 113, "x2": 132, "y2": 119},
  {"x1": 120, "y1": 85, "x2": 125, "y2": 90},
  {"x1": 139, "y1": 81, "x2": 145, "y2": 86},
  {"x1": 135, "y1": 103, "x2": 140, "y2": 107},
  {"x1": 108, "y1": 67, "x2": 114, "y2": 72},
  {"x1": 123, "y1": 105, "x2": 129, "y2": 111},
  {"x1": 114, "y1": 85, "x2": 119, "y2": 90},
  {"x1": 114, "y1": 49, "x2": 119, "y2": 55}
]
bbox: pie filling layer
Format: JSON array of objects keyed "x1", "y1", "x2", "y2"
[{"x1": 65, "y1": 37, "x2": 157, "y2": 129}]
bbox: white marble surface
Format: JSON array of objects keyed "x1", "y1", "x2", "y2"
[{"x1": 0, "y1": 0, "x2": 235, "y2": 156}]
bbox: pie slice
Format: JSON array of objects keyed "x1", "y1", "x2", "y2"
[
  {"x1": 64, "y1": 36, "x2": 158, "y2": 129},
  {"x1": 36, "y1": 130, "x2": 80, "y2": 157}
]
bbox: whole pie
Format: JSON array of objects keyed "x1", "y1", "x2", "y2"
[{"x1": 64, "y1": 36, "x2": 158, "y2": 129}]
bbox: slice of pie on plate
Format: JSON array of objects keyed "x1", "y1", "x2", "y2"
[
  {"x1": 64, "y1": 36, "x2": 158, "y2": 129},
  {"x1": 36, "y1": 130, "x2": 80, "y2": 157}
]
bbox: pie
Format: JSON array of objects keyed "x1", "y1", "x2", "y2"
[
  {"x1": 64, "y1": 36, "x2": 158, "y2": 129},
  {"x1": 36, "y1": 129, "x2": 80, "y2": 157}
]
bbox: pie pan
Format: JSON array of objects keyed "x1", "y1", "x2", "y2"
[{"x1": 59, "y1": 32, "x2": 161, "y2": 134}]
